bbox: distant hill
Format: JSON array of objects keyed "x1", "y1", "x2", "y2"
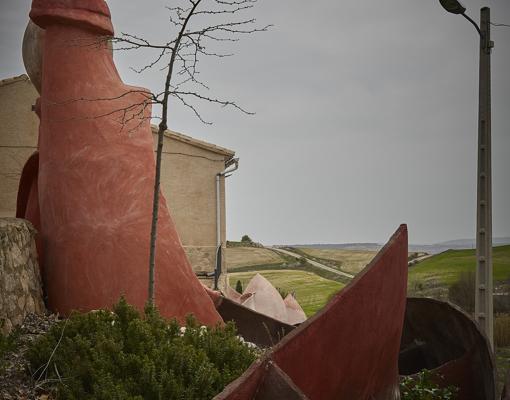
[
  {"x1": 409, "y1": 237, "x2": 510, "y2": 254},
  {"x1": 437, "y1": 237, "x2": 510, "y2": 247},
  {"x1": 290, "y1": 243, "x2": 382, "y2": 251},
  {"x1": 285, "y1": 237, "x2": 510, "y2": 255}
]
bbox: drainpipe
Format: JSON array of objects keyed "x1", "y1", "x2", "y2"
[{"x1": 214, "y1": 157, "x2": 239, "y2": 290}]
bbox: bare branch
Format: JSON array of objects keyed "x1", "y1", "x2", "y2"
[
  {"x1": 172, "y1": 90, "x2": 254, "y2": 115},
  {"x1": 172, "y1": 92, "x2": 213, "y2": 124},
  {"x1": 45, "y1": 89, "x2": 156, "y2": 105},
  {"x1": 104, "y1": 0, "x2": 270, "y2": 303}
]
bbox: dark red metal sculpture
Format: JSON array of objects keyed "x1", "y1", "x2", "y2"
[
  {"x1": 215, "y1": 224, "x2": 409, "y2": 400},
  {"x1": 502, "y1": 374, "x2": 510, "y2": 400},
  {"x1": 399, "y1": 297, "x2": 496, "y2": 399},
  {"x1": 214, "y1": 295, "x2": 295, "y2": 348}
]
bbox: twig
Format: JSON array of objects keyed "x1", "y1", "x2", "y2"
[{"x1": 34, "y1": 319, "x2": 68, "y2": 383}]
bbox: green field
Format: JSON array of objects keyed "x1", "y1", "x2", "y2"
[
  {"x1": 409, "y1": 245, "x2": 510, "y2": 286},
  {"x1": 228, "y1": 269, "x2": 344, "y2": 317}
]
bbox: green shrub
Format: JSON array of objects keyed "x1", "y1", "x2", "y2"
[
  {"x1": 0, "y1": 322, "x2": 20, "y2": 372},
  {"x1": 27, "y1": 298, "x2": 258, "y2": 399},
  {"x1": 448, "y1": 271, "x2": 475, "y2": 313},
  {"x1": 400, "y1": 370, "x2": 457, "y2": 400},
  {"x1": 241, "y1": 235, "x2": 252, "y2": 243},
  {"x1": 235, "y1": 280, "x2": 243, "y2": 294},
  {"x1": 0, "y1": 327, "x2": 15, "y2": 357}
]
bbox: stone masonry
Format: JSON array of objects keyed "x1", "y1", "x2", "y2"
[{"x1": 0, "y1": 218, "x2": 45, "y2": 334}]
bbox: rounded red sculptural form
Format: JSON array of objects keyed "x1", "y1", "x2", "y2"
[{"x1": 24, "y1": 0, "x2": 222, "y2": 325}]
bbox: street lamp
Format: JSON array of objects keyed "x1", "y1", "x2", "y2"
[
  {"x1": 439, "y1": 0, "x2": 494, "y2": 349},
  {"x1": 439, "y1": 0, "x2": 466, "y2": 14}
]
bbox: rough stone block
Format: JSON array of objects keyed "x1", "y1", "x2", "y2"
[{"x1": 0, "y1": 218, "x2": 45, "y2": 334}]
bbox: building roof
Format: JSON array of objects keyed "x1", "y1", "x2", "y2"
[
  {"x1": 0, "y1": 74, "x2": 30, "y2": 87},
  {"x1": 151, "y1": 125, "x2": 235, "y2": 159},
  {"x1": 0, "y1": 74, "x2": 235, "y2": 159}
]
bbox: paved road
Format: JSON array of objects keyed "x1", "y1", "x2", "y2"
[
  {"x1": 408, "y1": 254, "x2": 433, "y2": 266},
  {"x1": 271, "y1": 248, "x2": 355, "y2": 279}
]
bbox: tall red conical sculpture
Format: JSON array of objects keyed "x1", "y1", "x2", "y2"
[{"x1": 18, "y1": 0, "x2": 222, "y2": 325}]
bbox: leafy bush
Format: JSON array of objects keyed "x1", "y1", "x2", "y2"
[
  {"x1": 400, "y1": 370, "x2": 457, "y2": 400},
  {"x1": 0, "y1": 322, "x2": 20, "y2": 373},
  {"x1": 448, "y1": 271, "x2": 475, "y2": 313},
  {"x1": 27, "y1": 298, "x2": 258, "y2": 399}
]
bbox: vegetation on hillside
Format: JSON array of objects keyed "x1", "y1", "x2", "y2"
[
  {"x1": 409, "y1": 245, "x2": 510, "y2": 286},
  {"x1": 27, "y1": 298, "x2": 257, "y2": 399},
  {"x1": 226, "y1": 234, "x2": 263, "y2": 248},
  {"x1": 241, "y1": 235, "x2": 253, "y2": 243}
]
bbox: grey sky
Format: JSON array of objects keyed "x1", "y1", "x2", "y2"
[{"x1": 1, "y1": 0, "x2": 509, "y2": 245}]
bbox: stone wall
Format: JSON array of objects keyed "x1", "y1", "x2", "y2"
[{"x1": 0, "y1": 218, "x2": 45, "y2": 334}]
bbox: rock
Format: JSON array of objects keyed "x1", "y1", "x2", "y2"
[{"x1": 0, "y1": 218, "x2": 45, "y2": 335}]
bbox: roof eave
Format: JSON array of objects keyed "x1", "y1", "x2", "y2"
[{"x1": 150, "y1": 125, "x2": 235, "y2": 159}]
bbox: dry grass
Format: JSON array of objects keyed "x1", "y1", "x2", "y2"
[
  {"x1": 495, "y1": 314, "x2": 510, "y2": 348},
  {"x1": 297, "y1": 248, "x2": 376, "y2": 274},
  {"x1": 496, "y1": 346, "x2": 510, "y2": 397},
  {"x1": 226, "y1": 247, "x2": 285, "y2": 269}
]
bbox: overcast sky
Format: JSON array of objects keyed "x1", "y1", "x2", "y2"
[{"x1": 1, "y1": 0, "x2": 509, "y2": 245}]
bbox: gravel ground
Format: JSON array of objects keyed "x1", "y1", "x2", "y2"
[{"x1": 0, "y1": 313, "x2": 60, "y2": 400}]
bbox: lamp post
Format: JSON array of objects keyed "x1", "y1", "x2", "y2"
[{"x1": 438, "y1": 0, "x2": 494, "y2": 349}]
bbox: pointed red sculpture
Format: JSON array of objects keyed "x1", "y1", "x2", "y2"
[
  {"x1": 19, "y1": 0, "x2": 222, "y2": 325},
  {"x1": 242, "y1": 273, "x2": 288, "y2": 322},
  {"x1": 224, "y1": 274, "x2": 307, "y2": 325},
  {"x1": 215, "y1": 225, "x2": 408, "y2": 399},
  {"x1": 283, "y1": 294, "x2": 306, "y2": 325}
]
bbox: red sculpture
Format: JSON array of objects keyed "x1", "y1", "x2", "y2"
[
  {"x1": 215, "y1": 225, "x2": 408, "y2": 399},
  {"x1": 17, "y1": 0, "x2": 222, "y2": 325},
  {"x1": 400, "y1": 297, "x2": 496, "y2": 399}
]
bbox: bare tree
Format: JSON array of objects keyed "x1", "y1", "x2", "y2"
[{"x1": 109, "y1": 0, "x2": 269, "y2": 305}]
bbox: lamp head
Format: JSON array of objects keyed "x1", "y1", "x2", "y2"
[{"x1": 439, "y1": 0, "x2": 466, "y2": 14}]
